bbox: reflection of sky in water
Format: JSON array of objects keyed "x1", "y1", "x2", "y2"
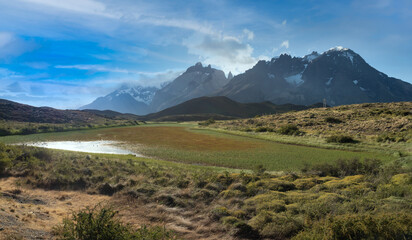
[{"x1": 25, "y1": 141, "x2": 142, "y2": 157}]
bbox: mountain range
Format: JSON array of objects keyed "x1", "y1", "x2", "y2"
[
  {"x1": 81, "y1": 47, "x2": 412, "y2": 115},
  {"x1": 219, "y1": 47, "x2": 412, "y2": 105}
]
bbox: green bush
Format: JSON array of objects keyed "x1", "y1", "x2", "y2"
[
  {"x1": 304, "y1": 158, "x2": 382, "y2": 177},
  {"x1": 0, "y1": 127, "x2": 12, "y2": 136},
  {"x1": 53, "y1": 205, "x2": 176, "y2": 240},
  {"x1": 293, "y1": 213, "x2": 412, "y2": 240},
  {"x1": 254, "y1": 127, "x2": 273, "y2": 132},
  {"x1": 326, "y1": 135, "x2": 357, "y2": 143},
  {"x1": 198, "y1": 118, "x2": 216, "y2": 126},
  {"x1": 325, "y1": 117, "x2": 343, "y2": 124},
  {"x1": 277, "y1": 124, "x2": 303, "y2": 136}
]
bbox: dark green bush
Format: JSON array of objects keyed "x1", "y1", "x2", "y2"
[
  {"x1": 53, "y1": 205, "x2": 177, "y2": 240},
  {"x1": 0, "y1": 151, "x2": 11, "y2": 175},
  {"x1": 277, "y1": 124, "x2": 303, "y2": 136},
  {"x1": 198, "y1": 118, "x2": 216, "y2": 126},
  {"x1": 325, "y1": 117, "x2": 343, "y2": 124},
  {"x1": 304, "y1": 158, "x2": 382, "y2": 177},
  {"x1": 0, "y1": 127, "x2": 12, "y2": 136},
  {"x1": 326, "y1": 135, "x2": 357, "y2": 143},
  {"x1": 255, "y1": 127, "x2": 274, "y2": 132},
  {"x1": 54, "y1": 205, "x2": 135, "y2": 240}
]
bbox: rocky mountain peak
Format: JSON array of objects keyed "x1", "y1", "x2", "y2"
[
  {"x1": 228, "y1": 71, "x2": 234, "y2": 81},
  {"x1": 186, "y1": 62, "x2": 214, "y2": 74}
]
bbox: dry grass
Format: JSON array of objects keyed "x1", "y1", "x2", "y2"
[{"x1": 213, "y1": 102, "x2": 412, "y2": 139}]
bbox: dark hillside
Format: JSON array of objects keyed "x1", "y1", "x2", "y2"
[{"x1": 143, "y1": 96, "x2": 317, "y2": 121}]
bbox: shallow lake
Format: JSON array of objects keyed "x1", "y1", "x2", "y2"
[{"x1": 23, "y1": 141, "x2": 143, "y2": 157}]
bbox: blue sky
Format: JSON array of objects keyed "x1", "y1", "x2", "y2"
[{"x1": 0, "y1": 0, "x2": 411, "y2": 109}]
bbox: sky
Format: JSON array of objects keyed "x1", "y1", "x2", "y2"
[{"x1": 0, "y1": 0, "x2": 411, "y2": 109}]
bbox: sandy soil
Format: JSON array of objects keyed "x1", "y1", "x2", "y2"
[
  {"x1": 0, "y1": 177, "x2": 111, "y2": 239},
  {"x1": 0, "y1": 178, "x2": 231, "y2": 240}
]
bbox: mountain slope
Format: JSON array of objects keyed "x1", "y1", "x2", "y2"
[
  {"x1": 218, "y1": 47, "x2": 412, "y2": 106},
  {"x1": 0, "y1": 99, "x2": 138, "y2": 124},
  {"x1": 143, "y1": 96, "x2": 316, "y2": 121},
  {"x1": 150, "y1": 63, "x2": 229, "y2": 112},
  {"x1": 80, "y1": 86, "x2": 158, "y2": 115}
]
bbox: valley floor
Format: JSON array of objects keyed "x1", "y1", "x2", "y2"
[{"x1": 0, "y1": 112, "x2": 410, "y2": 239}]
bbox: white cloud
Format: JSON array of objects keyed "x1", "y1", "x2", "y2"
[
  {"x1": 24, "y1": 62, "x2": 50, "y2": 69},
  {"x1": 55, "y1": 65, "x2": 183, "y2": 87},
  {"x1": 272, "y1": 40, "x2": 290, "y2": 53},
  {"x1": 243, "y1": 29, "x2": 254, "y2": 40},
  {"x1": 280, "y1": 40, "x2": 289, "y2": 49},
  {"x1": 0, "y1": 32, "x2": 13, "y2": 48},
  {"x1": 137, "y1": 70, "x2": 183, "y2": 87},
  {"x1": 184, "y1": 34, "x2": 257, "y2": 74},
  {"x1": 19, "y1": 0, "x2": 120, "y2": 18},
  {"x1": 55, "y1": 64, "x2": 132, "y2": 73},
  {"x1": 137, "y1": 15, "x2": 216, "y2": 36},
  {"x1": 0, "y1": 32, "x2": 36, "y2": 59}
]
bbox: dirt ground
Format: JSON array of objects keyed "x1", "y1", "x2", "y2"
[
  {"x1": 0, "y1": 177, "x2": 111, "y2": 239},
  {"x1": 0, "y1": 178, "x2": 231, "y2": 240}
]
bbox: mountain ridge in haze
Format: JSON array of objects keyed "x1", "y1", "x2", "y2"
[{"x1": 79, "y1": 85, "x2": 158, "y2": 115}]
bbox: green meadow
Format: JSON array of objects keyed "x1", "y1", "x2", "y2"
[{"x1": 0, "y1": 123, "x2": 394, "y2": 171}]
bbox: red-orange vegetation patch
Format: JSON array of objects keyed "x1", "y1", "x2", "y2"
[{"x1": 76, "y1": 126, "x2": 264, "y2": 151}]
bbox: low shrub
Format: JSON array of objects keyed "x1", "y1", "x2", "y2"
[
  {"x1": 254, "y1": 127, "x2": 274, "y2": 132},
  {"x1": 325, "y1": 117, "x2": 343, "y2": 124},
  {"x1": 304, "y1": 158, "x2": 382, "y2": 177},
  {"x1": 326, "y1": 135, "x2": 357, "y2": 143},
  {"x1": 277, "y1": 124, "x2": 303, "y2": 136},
  {"x1": 210, "y1": 206, "x2": 230, "y2": 220},
  {"x1": 53, "y1": 205, "x2": 177, "y2": 240},
  {"x1": 293, "y1": 213, "x2": 412, "y2": 240},
  {"x1": 198, "y1": 118, "x2": 216, "y2": 126}
]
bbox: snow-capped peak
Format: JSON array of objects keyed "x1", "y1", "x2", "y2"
[
  {"x1": 303, "y1": 51, "x2": 320, "y2": 62},
  {"x1": 110, "y1": 86, "x2": 159, "y2": 105},
  {"x1": 329, "y1": 46, "x2": 349, "y2": 51},
  {"x1": 324, "y1": 47, "x2": 355, "y2": 64}
]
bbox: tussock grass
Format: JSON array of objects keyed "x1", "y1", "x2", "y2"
[{"x1": 1, "y1": 143, "x2": 411, "y2": 239}]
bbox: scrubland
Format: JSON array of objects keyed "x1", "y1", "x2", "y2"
[{"x1": 0, "y1": 101, "x2": 411, "y2": 239}]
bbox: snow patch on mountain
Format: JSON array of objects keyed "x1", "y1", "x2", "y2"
[
  {"x1": 114, "y1": 86, "x2": 158, "y2": 105},
  {"x1": 304, "y1": 52, "x2": 320, "y2": 62},
  {"x1": 329, "y1": 46, "x2": 349, "y2": 51},
  {"x1": 285, "y1": 73, "x2": 304, "y2": 86},
  {"x1": 326, "y1": 77, "x2": 333, "y2": 86}
]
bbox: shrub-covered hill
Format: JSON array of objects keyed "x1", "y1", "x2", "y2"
[
  {"x1": 212, "y1": 101, "x2": 412, "y2": 142},
  {"x1": 0, "y1": 99, "x2": 142, "y2": 136},
  {"x1": 0, "y1": 98, "x2": 140, "y2": 124}
]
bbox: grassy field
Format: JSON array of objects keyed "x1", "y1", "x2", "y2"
[{"x1": 0, "y1": 123, "x2": 395, "y2": 171}]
